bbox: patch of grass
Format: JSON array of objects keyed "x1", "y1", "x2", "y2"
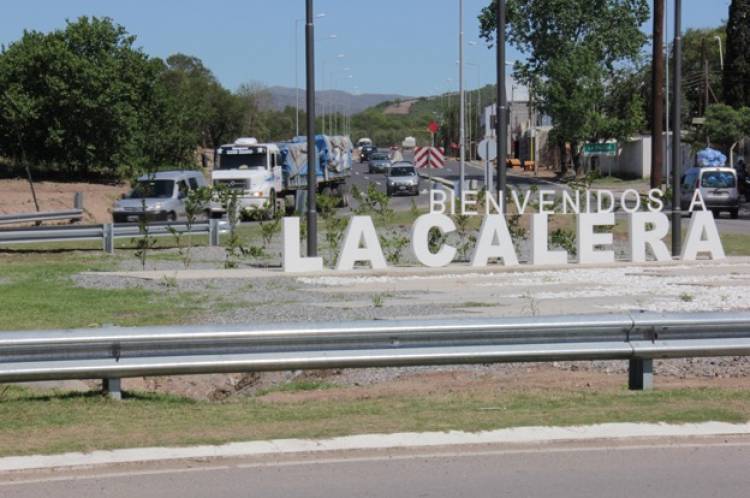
[
  {"x1": 456, "y1": 301, "x2": 495, "y2": 308},
  {"x1": 679, "y1": 292, "x2": 694, "y2": 303},
  {"x1": 256, "y1": 379, "x2": 335, "y2": 396},
  {"x1": 721, "y1": 233, "x2": 750, "y2": 256},
  {"x1": 1, "y1": 384, "x2": 749, "y2": 457},
  {"x1": 0, "y1": 252, "x2": 203, "y2": 330}
]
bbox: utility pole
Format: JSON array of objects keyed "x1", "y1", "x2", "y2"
[
  {"x1": 496, "y1": 0, "x2": 507, "y2": 203},
  {"x1": 306, "y1": 0, "x2": 318, "y2": 257},
  {"x1": 459, "y1": 0, "x2": 466, "y2": 200},
  {"x1": 672, "y1": 0, "x2": 682, "y2": 257},
  {"x1": 651, "y1": 0, "x2": 665, "y2": 188}
]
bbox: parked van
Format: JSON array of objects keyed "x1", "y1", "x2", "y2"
[
  {"x1": 680, "y1": 166, "x2": 740, "y2": 219},
  {"x1": 112, "y1": 170, "x2": 208, "y2": 223}
]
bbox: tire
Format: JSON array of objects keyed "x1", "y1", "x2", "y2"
[
  {"x1": 711, "y1": 209, "x2": 721, "y2": 218},
  {"x1": 731, "y1": 209, "x2": 739, "y2": 219},
  {"x1": 167, "y1": 212, "x2": 177, "y2": 222}
]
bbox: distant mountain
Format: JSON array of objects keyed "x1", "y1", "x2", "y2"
[{"x1": 266, "y1": 86, "x2": 414, "y2": 115}]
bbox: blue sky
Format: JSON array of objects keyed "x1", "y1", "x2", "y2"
[{"x1": 0, "y1": 0, "x2": 733, "y2": 97}]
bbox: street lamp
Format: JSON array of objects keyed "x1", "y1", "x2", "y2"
[
  {"x1": 295, "y1": 13, "x2": 326, "y2": 137},
  {"x1": 714, "y1": 35, "x2": 724, "y2": 70}
]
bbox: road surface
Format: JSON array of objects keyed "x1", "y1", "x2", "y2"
[{"x1": 3, "y1": 438, "x2": 750, "y2": 497}]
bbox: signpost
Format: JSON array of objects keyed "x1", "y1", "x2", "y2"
[
  {"x1": 582, "y1": 143, "x2": 618, "y2": 157},
  {"x1": 428, "y1": 121, "x2": 439, "y2": 147},
  {"x1": 477, "y1": 138, "x2": 497, "y2": 193}
]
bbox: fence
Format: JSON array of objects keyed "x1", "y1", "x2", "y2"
[
  {"x1": 0, "y1": 220, "x2": 225, "y2": 253},
  {"x1": 2, "y1": 311, "x2": 749, "y2": 399}
]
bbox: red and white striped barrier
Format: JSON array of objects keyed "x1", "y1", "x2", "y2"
[{"x1": 414, "y1": 146, "x2": 445, "y2": 169}]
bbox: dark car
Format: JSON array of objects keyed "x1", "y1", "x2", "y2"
[
  {"x1": 368, "y1": 152, "x2": 391, "y2": 174},
  {"x1": 360, "y1": 145, "x2": 377, "y2": 163}
]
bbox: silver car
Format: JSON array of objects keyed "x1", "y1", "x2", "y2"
[
  {"x1": 680, "y1": 167, "x2": 740, "y2": 218},
  {"x1": 368, "y1": 152, "x2": 391, "y2": 174},
  {"x1": 112, "y1": 171, "x2": 209, "y2": 223},
  {"x1": 386, "y1": 163, "x2": 420, "y2": 196}
]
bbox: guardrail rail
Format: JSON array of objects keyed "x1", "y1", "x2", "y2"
[{"x1": 2, "y1": 311, "x2": 749, "y2": 399}]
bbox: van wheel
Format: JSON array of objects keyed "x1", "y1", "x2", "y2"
[
  {"x1": 712, "y1": 209, "x2": 721, "y2": 218},
  {"x1": 731, "y1": 209, "x2": 739, "y2": 219}
]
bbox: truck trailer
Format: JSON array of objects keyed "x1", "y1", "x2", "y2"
[{"x1": 211, "y1": 136, "x2": 352, "y2": 218}]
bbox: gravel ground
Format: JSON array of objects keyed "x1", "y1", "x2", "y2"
[{"x1": 67, "y1": 235, "x2": 750, "y2": 398}]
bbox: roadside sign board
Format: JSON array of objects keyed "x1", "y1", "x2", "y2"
[
  {"x1": 583, "y1": 143, "x2": 617, "y2": 157},
  {"x1": 477, "y1": 138, "x2": 497, "y2": 161},
  {"x1": 427, "y1": 121, "x2": 440, "y2": 134}
]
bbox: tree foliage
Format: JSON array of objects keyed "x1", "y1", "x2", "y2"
[
  {"x1": 478, "y1": 0, "x2": 649, "y2": 168},
  {"x1": 724, "y1": 0, "x2": 750, "y2": 108},
  {"x1": 697, "y1": 104, "x2": 750, "y2": 148},
  {"x1": 0, "y1": 17, "x2": 164, "y2": 179}
]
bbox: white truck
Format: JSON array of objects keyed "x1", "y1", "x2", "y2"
[{"x1": 211, "y1": 136, "x2": 352, "y2": 218}]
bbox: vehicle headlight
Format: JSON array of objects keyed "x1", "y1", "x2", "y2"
[{"x1": 146, "y1": 203, "x2": 162, "y2": 211}]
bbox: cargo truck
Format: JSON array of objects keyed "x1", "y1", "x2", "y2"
[{"x1": 210, "y1": 136, "x2": 352, "y2": 218}]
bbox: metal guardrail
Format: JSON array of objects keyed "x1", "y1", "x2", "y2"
[
  {"x1": 2, "y1": 312, "x2": 750, "y2": 398},
  {"x1": 0, "y1": 209, "x2": 83, "y2": 226},
  {"x1": 0, "y1": 220, "x2": 225, "y2": 252}
]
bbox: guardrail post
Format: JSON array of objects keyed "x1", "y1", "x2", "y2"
[
  {"x1": 103, "y1": 378, "x2": 122, "y2": 400},
  {"x1": 209, "y1": 219, "x2": 221, "y2": 247},
  {"x1": 74, "y1": 192, "x2": 84, "y2": 210},
  {"x1": 628, "y1": 359, "x2": 653, "y2": 391},
  {"x1": 102, "y1": 223, "x2": 115, "y2": 254}
]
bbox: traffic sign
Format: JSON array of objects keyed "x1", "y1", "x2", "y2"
[
  {"x1": 477, "y1": 138, "x2": 497, "y2": 161},
  {"x1": 583, "y1": 142, "x2": 617, "y2": 157},
  {"x1": 427, "y1": 121, "x2": 440, "y2": 134},
  {"x1": 415, "y1": 146, "x2": 445, "y2": 169}
]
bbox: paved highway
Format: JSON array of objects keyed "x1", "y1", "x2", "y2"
[{"x1": 3, "y1": 438, "x2": 750, "y2": 497}]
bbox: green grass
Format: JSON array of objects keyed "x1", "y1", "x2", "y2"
[
  {"x1": 1, "y1": 384, "x2": 748, "y2": 457},
  {"x1": 0, "y1": 252, "x2": 204, "y2": 330},
  {"x1": 720, "y1": 233, "x2": 750, "y2": 256}
]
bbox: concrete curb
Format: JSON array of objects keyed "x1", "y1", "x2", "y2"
[{"x1": 2, "y1": 422, "x2": 750, "y2": 472}]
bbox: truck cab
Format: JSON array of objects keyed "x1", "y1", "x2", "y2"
[{"x1": 211, "y1": 138, "x2": 283, "y2": 217}]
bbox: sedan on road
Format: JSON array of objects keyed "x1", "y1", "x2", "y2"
[
  {"x1": 368, "y1": 152, "x2": 392, "y2": 174},
  {"x1": 386, "y1": 163, "x2": 420, "y2": 196}
]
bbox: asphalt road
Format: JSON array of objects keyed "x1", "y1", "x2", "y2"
[
  {"x1": 351, "y1": 149, "x2": 561, "y2": 212},
  {"x1": 4, "y1": 439, "x2": 750, "y2": 497}
]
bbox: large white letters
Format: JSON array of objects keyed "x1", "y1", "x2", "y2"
[
  {"x1": 411, "y1": 213, "x2": 457, "y2": 267},
  {"x1": 471, "y1": 215, "x2": 519, "y2": 267},
  {"x1": 628, "y1": 212, "x2": 671, "y2": 263},
  {"x1": 282, "y1": 217, "x2": 324, "y2": 273},
  {"x1": 577, "y1": 213, "x2": 616, "y2": 264},
  {"x1": 530, "y1": 214, "x2": 567, "y2": 266},
  {"x1": 336, "y1": 216, "x2": 388, "y2": 271},
  {"x1": 681, "y1": 211, "x2": 726, "y2": 260}
]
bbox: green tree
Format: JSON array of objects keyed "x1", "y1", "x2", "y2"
[
  {"x1": 697, "y1": 104, "x2": 750, "y2": 149},
  {"x1": 724, "y1": 0, "x2": 750, "y2": 107},
  {"x1": 478, "y1": 0, "x2": 649, "y2": 172},
  {"x1": 0, "y1": 17, "x2": 163, "y2": 179}
]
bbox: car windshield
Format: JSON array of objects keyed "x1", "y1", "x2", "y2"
[
  {"x1": 371, "y1": 153, "x2": 389, "y2": 161},
  {"x1": 701, "y1": 171, "x2": 735, "y2": 188},
  {"x1": 390, "y1": 166, "x2": 415, "y2": 177},
  {"x1": 128, "y1": 180, "x2": 175, "y2": 199},
  {"x1": 217, "y1": 150, "x2": 267, "y2": 170}
]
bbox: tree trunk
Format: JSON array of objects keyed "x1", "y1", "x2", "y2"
[{"x1": 651, "y1": 0, "x2": 665, "y2": 188}]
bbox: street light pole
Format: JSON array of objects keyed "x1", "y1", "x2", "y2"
[
  {"x1": 459, "y1": 0, "x2": 466, "y2": 200},
  {"x1": 671, "y1": 0, "x2": 682, "y2": 257},
  {"x1": 496, "y1": 0, "x2": 507, "y2": 204},
  {"x1": 296, "y1": 13, "x2": 325, "y2": 138},
  {"x1": 306, "y1": 0, "x2": 318, "y2": 257}
]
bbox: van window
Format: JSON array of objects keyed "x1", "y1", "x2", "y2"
[
  {"x1": 682, "y1": 172, "x2": 698, "y2": 190},
  {"x1": 701, "y1": 171, "x2": 735, "y2": 188},
  {"x1": 188, "y1": 177, "x2": 199, "y2": 190},
  {"x1": 178, "y1": 180, "x2": 189, "y2": 199}
]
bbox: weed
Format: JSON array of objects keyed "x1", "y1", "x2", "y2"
[{"x1": 679, "y1": 292, "x2": 694, "y2": 303}]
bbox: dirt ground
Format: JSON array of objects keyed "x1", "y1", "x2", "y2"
[
  {"x1": 0, "y1": 179, "x2": 128, "y2": 224},
  {"x1": 112, "y1": 363, "x2": 750, "y2": 403}
]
